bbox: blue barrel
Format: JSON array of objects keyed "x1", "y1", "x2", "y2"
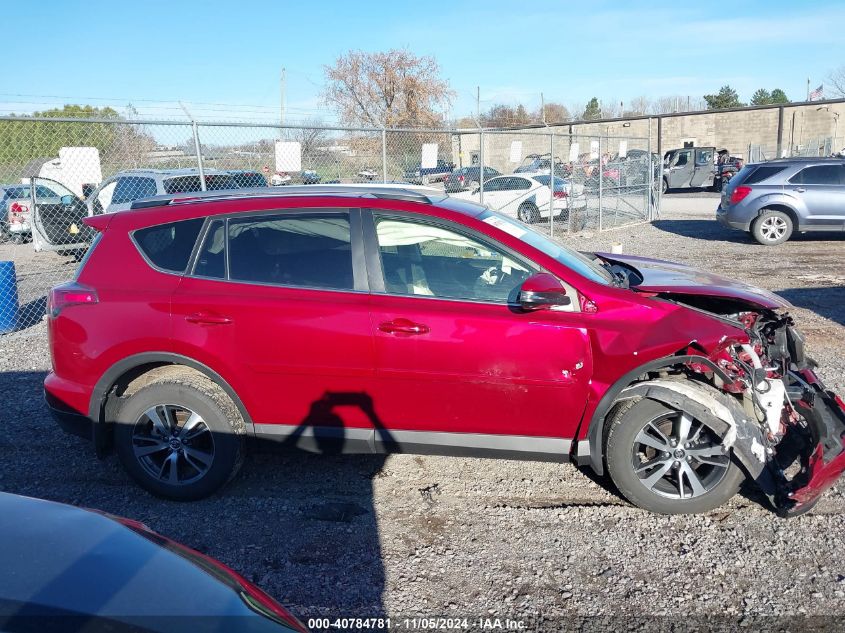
[{"x1": 0, "y1": 261, "x2": 20, "y2": 333}]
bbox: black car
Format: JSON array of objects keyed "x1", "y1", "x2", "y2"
[
  {"x1": 229, "y1": 170, "x2": 269, "y2": 188},
  {"x1": 0, "y1": 492, "x2": 307, "y2": 632},
  {"x1": 442, "y1": 166, "x2": 500, "y2": 192}
]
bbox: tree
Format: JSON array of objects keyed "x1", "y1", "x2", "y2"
[
  {"x1": 539, "y1": 102, "x2": 570, "y2": 124},
  {"x1": 770, "y1": 89, "x2": 789, "y2": 104},
  {"x1": 285, "y1": 120, "x2": 330, "y2": 156},
  {"x1": 704, "y1": 85, "x2": 744, "y2": 109},
  {"x1": 829, "y1": 65, "x2": 845, "y2": 98},
  {"x1": 627, "y1": 96, "x2": 652, "y2": 116},
  {"x1": 322, "y1": 49, "x2": 453, "y2": 128},
  {"x1": 0, "y1": 104, "x2": 148, "y2": 167},
  {"x1": 750, "y1": 89, "x2": 772, "y2": 106},
  {"x1": 582, "y1": 97, "x2": 601, "y2": 120},
  {"x1": 479, "y1": 104, "x2": 533, "y2": 127}
]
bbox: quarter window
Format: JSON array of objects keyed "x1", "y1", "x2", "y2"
[
  {"x1": 227, "y1": 213, "x2": 353, "y2": 290},
  {"x1": 112, "y1": 177, "x2": 157, "y2": 204},
  {"x1": 133, "y1": 218, "x2": 204, "y2": 273},
  {"x1": 193, "y1": 220, "x2": 225, "y2": 279},
  {"x1": 374, "y1": 216, "x2": 537, "y2": 303}
]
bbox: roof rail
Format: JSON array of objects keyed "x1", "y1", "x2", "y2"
[{"x1": 128, "y1": 184, "x2": 446, "y2": 210}]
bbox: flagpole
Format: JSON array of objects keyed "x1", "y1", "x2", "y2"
[{"x1": 807, "y1": 78, "x2": 810, "y2": 101}]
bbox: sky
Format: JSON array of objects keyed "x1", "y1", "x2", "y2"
[{"x1": 1, "y1": 0, "x2": 842, "y2": 125}]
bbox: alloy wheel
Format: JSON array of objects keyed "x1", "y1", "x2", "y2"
[
  {"x1": 131, "y1": 404, "x2": 215, "y2": 486},
  {"x1": 631, "y1": 411, "x2": 730, "y2": 500},
  {"x1": 759, "y1": 216, "x2": 788, "y2": 242}
]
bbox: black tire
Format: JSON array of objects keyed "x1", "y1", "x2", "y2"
[
  {"x1": 517, "y1": 202, "x2": 540, "y2": 224},
  {"x1": 661, "y1": 178, "x2": 668, "y2": 194},
  {"x1": 114, "y1": 367, "x2": 245, "y2": 500},
  {"x1": 751, "y1": 209, "x2": 793, "y2": 246},
  {"x1": 606, "y1": 397, "x2": 745, "y2": 514}
]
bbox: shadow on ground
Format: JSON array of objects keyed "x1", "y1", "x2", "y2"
[{"x1": 775, "y1": 286, "x2": 845, "y2": 326}]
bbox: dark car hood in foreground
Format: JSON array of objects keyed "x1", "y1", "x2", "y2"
[
  {"x1": 0, "y1": 492, "x2": 305, "y2": 632},
  {"x1": 597, "y1": 252, "x2": 791, "y2": 309}
]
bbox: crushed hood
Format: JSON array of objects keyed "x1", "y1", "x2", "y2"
[{"x1": 597, "y1": 252, "x2": 791, "y2": 310}]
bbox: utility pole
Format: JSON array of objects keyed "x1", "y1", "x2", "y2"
[
  {"x1": 280, "y1": 67, "x2": 287, "y2": 135},
  {"x1": 476, "y1": 86, "x2": 481, "y2": 123},
  {"x1": 806, "y1": 78, "x2": 810, "y2": 102},
  {"x1": 541, "y1": 92, "x2": 546, "y2": 125}
]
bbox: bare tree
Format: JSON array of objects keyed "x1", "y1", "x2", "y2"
[
  {"x1": 627, "y1": 96, "x2": 652, "y2": 116},
  {"x1": 323, "y1": 49, "x2": 453, "y2": 128},
  {"x1": 539, "y1": 102, "x2": 570, "y2": 124},
  {"x1": 285, "y1": 120, "x2": 331, "y2": 156},
  {"x1": 480, "y1": 103, "x2": 534, "y2": 127},
  {"x1": 829, "y1": 64, "x2": 845, "y2": 98}
]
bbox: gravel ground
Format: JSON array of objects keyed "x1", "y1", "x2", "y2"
[{"x1": 2, "y1": 196, "x2": 845, "y2": 631}]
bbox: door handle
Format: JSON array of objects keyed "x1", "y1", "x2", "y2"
[
  {"x1": 795, "y1": 187, "x2": 806, "y2": 193},
  {"x1": 185, "y1": 311, "x2": 233, "y2": 325},
  {"x1": 379, "y1": 318, "x2": 430, "y2": 335}
]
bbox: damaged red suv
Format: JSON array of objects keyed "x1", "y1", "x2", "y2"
[{"x1": 45, "y1": 185, "x2": 845, "y2": 516}]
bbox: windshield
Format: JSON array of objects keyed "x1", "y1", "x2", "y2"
[{"x1": 478, "y1": 209, "x2": 614, "y2": 285}]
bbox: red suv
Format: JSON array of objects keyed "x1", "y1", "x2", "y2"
[{"x1": 45, "y1": 186, "x2": 845, "y2": 516}]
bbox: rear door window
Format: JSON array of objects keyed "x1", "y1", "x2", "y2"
[
  {"x1": 132, "y1": 218, "x2": 204, "y2": 273},
  {"x1": 193, "y1": 220, "x2": 226, "y2": 278},
  {"x1": 789, "y1": 165, "x2": 845, "y2": 186},
  {"x1": 227, "y1": 213, "x2": 353, "y2": 290}
]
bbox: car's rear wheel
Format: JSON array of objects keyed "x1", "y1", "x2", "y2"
[
  {"x1": 661, "y1": 178, "x2": 668, "y2": 194},
  {"x1": 114, "y1": 368, "x2": 245, "y2": 500},
  {"x1": 752, "y1": 209, "x2": 793, "y2": 245},
  {"x1": 517, "y1": 202, "x2": 540, "y2": 224},
  {"x1": 606, "y1": 398, "x2": 744, "y2": 514}
]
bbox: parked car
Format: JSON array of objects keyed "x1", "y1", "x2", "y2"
[
  {"x1": 514, "y1": 153, "x2": 565, "y2": 175},
  {"x1": 356, "y1": 168, "x2": 378, "y2": 181},
  {"x1": 1, "y1": 178, "x2": 92, "y2": 252},
  {"x1": 443, "y1": 166, "x2": 500, "y2": 192},
  {"x1": 0, "y1": 492, "x2": 306, "y2": 631},
  {"x1": 717, "y1": 157, "x2": 845, "y2": 245},
  {"x1": 228, "y1": 169, "x2": 268, "y2": 188},
  {"x1": 86, "y1": 169, "x2": 239, "y2": 215},
  {"x1": 45, "y1": 184, "x2": 845, "y2": 517},
  {"x1": 403, "y1": 159, "x2": 453, "y2": 184},
  {"x1": 453, "y1": 173, "x2": 585, "y2": 223},
  {"x1": 662, "y1": 147, "x2": 720, "y2": 193},
  {"x1": 301, "y1": 169, "x2": 321, "y2": 185}
]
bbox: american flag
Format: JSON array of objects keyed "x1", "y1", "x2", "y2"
[{"x1": 809, "y1": 84, "x2": 824, "y2": 101}]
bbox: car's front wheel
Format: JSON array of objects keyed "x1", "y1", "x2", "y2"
[
  {"x1": 751, "y1": 209, "x2": 793, "y2": 245},
  {"x1": 605, "y1": 398, "x2": 745, "y2": 514},
  {"x1": 114, "y1": 367, "x2": 245, "y2": 500}
]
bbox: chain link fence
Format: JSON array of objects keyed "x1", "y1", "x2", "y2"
[{"x1": 0, "y1": 116, "x2": 657, "y2": 335}]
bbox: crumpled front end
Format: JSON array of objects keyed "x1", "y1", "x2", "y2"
[{"x1": 679, "y1": 306, "x2": 845, "y2": 516}]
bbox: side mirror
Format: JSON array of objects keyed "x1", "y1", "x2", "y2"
[
  {"x1": 518, "y1": 273, "x2": 571, "y2": 311},
  {"x1": 60, "y1": 194, "x2": 75, "y2": 206}
]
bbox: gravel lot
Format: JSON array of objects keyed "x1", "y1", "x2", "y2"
[{"x1": 2, "y1": 194, "x2": 845, "y2": 631}]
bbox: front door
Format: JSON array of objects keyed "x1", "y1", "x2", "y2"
[
  {"x1": 788, "y1": 164, "x2": 845, "y2": 227},
  {"x1": 170, "y1": 209, "x2": 377, "y2": 452},
  {"x1": 690, "y1": 148, "x2": 715, "y2": 187},
  {"x1": 365, "y1": 211, "x2": 592, "y2": 457},
  {"x1": 667, "y1": 149, "x2": 694, "y2": 188}
]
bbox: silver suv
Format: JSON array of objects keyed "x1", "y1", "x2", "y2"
[
  {"x1": 86, "y1": 168, "x2": 238, "y2": 215},
  {"x1": 717, "y1": 158, "x2": 845, "y2": 245}
]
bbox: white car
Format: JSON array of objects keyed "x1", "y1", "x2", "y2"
[{"x1": 452, "y1": 173, "x2": 585, "y2": 224}]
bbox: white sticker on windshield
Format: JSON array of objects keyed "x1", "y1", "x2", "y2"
[{"x1": 483, "y1": 215, "x2": 527, "y2": 238}]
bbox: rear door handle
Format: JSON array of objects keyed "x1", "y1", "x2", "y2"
[
  {"x1": 379, "y1": 318, "x2": 430, "y2": 335},
  {"x1": 185, "y1": 311, "x2": 232, "y2": 325},
  {"x1": 795, "y1": 187, "x2": 806, "y2": 193}
]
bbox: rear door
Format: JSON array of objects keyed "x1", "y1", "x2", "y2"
[
  {"x1": 497, "y1": 176, "x2": 535, "y2": 215},
  {"x1": 787, "y1": 165, "x2": 845, "y2": 227},
  {"x1": 690, "y1": 148, "x2": 715, "y2": 187},
  {"x1": 29, "y1": 177, "x2": 92, "y2": 252},
  {"x1": 170, "y1": 208, "x2": 377, "y2": 452}
]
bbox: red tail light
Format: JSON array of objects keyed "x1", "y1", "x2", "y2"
[
  {"x1": 553, "y1": 190, "x2": 568, "y2": 199},
  {"x1": 48, "y1": 282, "x2": 98, "y2": 317},
  {"x1": 458, "y1": 175, "x2": 464, "y2": 183},
  {"x1": 9, "y1": 202, "x2": 28, "y2": 219},
  {"x1": 730, "y1": 186, "x2": 752, "y2": 204}
]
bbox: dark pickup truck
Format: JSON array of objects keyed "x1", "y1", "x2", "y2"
[{"x1": 403, "y1": 159, "x2": 454, "y2": 185}]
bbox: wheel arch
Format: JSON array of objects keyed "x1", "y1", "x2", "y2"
[
  {"x1": 89, "y1": 352, "x2": 254, "y2": 457},
  {"x1": 757, "y1": 203, "x2": 800, "y2": 230},
  {"x1": 582, "y1": 354, "x2": 732, "y2": 476}
]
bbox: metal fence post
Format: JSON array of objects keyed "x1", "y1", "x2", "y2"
[
  {"x1": 647, "y1": 119, "x2": 653, "y2": 221},
  {"x1": 192, "y1": 121, "x2": 207, "y2": 191},
  {"x1": 598, "y1": 135, "x2": 603, "y2": 231},
  {"x1": 478, "y1": 129, "x2": 485, "y2": 205},
  {"x1": 549, "y1": 132, "x2": 555, "y2": 238},
  {"x1": 381, "y1": 128, "x2": 388, "y2": 183}
]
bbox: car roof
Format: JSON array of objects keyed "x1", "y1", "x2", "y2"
[
  {"x1": 111, "y1": 167, "x2": 232, "y2": 178},
  {"x1": 129, "y1": 183, "x2": 449, "y2": 210},
  {"x1": 762, "y1": 157, "x2": 845, "y2": 164}
]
